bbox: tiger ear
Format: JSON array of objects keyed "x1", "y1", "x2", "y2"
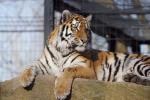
[
  {"x1": 60, "y1": 10, "x2": 71, "y2": 23},
  {"x1": 86, "y1": 15, "x2": 92, "y2": 23},
  {"x1": 86, "y1": 15, "x2": 92, "y2": 28}
]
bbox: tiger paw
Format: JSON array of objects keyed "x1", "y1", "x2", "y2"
[
  {"x1": 54, "y1": 77, "x2": 73, "y2": 100},
  {"x1": 54, "y1": 84, "x2": 71, "y2": 100},
  {"x1": 123, "y1": 73, "x2": 136, "y2": 82},
  {"x1": 19, "y1": 68, "x2": 35, "y2": 88}
]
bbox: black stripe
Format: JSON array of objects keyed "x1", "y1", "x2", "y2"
[
  {"x1": 71, "y1": 55, "x2": 81, "y2": 63},
  {"x1": 60, "y1": 25, "x2": 65, "y2": 37},
  {"x1": 46, "y1": 44, "x2": 55, "y2": 59},
  {"x1": 137, "y1": 63, "x2": 150, "y2": 71},
  {"x1": 143, "y1": 57, "x2": 150, "y2": 62},
  {"x1": 39, "y1": 60, "x2": 49, "y2": 74},
  {"x1": 44, "y1": 52, "x2": 51, "y2": 68},
  {"x1": 65, "y1": 26, "x2": 68, "y2": 37},
  {"x1": 105, "y1": 56, "x2": 109, "y2": 69},
  {"x1": 65, "y1": 26, "x2": 71, "y2": 37},
  {"x1": 141, "y1": 63, "x2": 150, "y2": 71},
  {"x1": 137, "y1": 63, "x2": 146, "y2": 70},
  {"x1": 108, "y1": 65, "x2": 112, "y2": 81},
  {"x1": 102, "y1": 65, "x2": 105, "y2": 81},
  {"x1": 133, "y1": 59, "x2": 143, "y2": 70},
  {"x1": 137, "y1": 65, "x2": 144, "y2": 76},
  {"x1": 105, "y1": 56, "x2": 108, "y2": 65},
  {"x1": 141, "y1": 65, "x2": 147, "y2": 71},
  {"x1": 62, "y1": 52, "x2": 76, "y2": 65},
  {"x1": 60, "y1": 25, "x2": 69, "y2": 44},
  {"x1": 62, "y1": 51, "x2": 74, "y2": 57},
  {"x1": 145, "y1": 62, "x2": 150, "y2": 65},
  {"x1": 37, "y1": 63, "x2": 44, "y2": 74},
  {"x1": 114, "y1": 53, "x2": 118, "y2": 66},
  {"x1": 145, "y1": 68, "x2": 150, "y2": 77},
  {"x1": 114, "y1": 60, "x2": 121, "y2": 77},
  {"x1": 122, "y1": 54, "x2": 129, "y2": 71},
  {"x1": 71, "y1": 24, "x2": 73, "y2": 31}
]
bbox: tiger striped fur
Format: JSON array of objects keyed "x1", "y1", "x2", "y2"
[
  {"x1": 19, "y1": 10, "x2": 150, "y2": 100},
  {"x1": 19, "y1": 10, "x2": 92, "y2": 100}
]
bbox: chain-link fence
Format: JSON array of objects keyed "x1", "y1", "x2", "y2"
[{"x1": 0, "y1": 0, "x2": 44, "y2": 82}]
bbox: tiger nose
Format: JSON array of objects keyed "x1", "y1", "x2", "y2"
[{"x1": 81, "y1": 39, "x2": 87, "y2": 44}]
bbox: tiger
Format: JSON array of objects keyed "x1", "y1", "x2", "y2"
[
  {"x1": 19, "y1": 10, "x2": 93, "y2": 100},
  {"x1": 19, "y1": 10, "x2": 150, "y2": 100}
]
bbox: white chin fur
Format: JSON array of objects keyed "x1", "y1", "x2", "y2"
[
  {"x1": 75, "y1": 46, "x2": 85, "y2": 52},
  {"x1": 62, "y1": 49, "x2": 72, "y2": 56}
]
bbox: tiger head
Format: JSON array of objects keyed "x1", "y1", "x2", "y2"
[{"x1": 48, "y1": 10, "x2": 92, "y2": 56}]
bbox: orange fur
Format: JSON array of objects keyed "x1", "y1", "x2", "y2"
[
  {"x1": 20, "y1": 10, "x2": 150, "y2": 100},
  {"x1": 19, "y1": 68, "x2": 34, "y2": 87},
  {"x1": 48, "y1": 26, "x2": 59, "y2": 44}
]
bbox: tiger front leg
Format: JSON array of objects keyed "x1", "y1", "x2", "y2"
[
  {"x1": 54, "y1": 67, "x2": 96, "y2": 100},
  {"x1": 54, "y1": 74, "x2": 73, "y2": 100},
  {"x1": 19, "y1": 66, "x2": 37, "y2": 88}
]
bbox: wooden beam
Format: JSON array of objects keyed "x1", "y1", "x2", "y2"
[
  {"x1": 132, "y1": 0, "x2": 147, "y2": 23},
  {"x1": 63, "y1": 0, "x2": 150, "y2": 14},
  {"x1": 94, "y1": 0, "x2": 115, "y2": 8}
]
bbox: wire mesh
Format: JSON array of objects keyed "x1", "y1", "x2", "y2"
[{"x1": 0, "y1": 0, "x2": 44, "y2": 82}]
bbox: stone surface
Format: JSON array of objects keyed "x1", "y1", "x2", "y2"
[{"x1": 1, "y1": 75, "x2": 150, "y2": 100}]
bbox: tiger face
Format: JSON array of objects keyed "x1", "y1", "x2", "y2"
[{"x1": 55, "y1": 10, "x2": 92, "y2": 56}]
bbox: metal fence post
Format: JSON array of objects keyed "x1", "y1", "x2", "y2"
[{"x1": 44, "y1": 0, "x2": 54, "y2": 44}]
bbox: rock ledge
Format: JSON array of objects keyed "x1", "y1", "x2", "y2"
[{"x1": 1, "y1": 75, "x2": 150, "y2": 100}]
